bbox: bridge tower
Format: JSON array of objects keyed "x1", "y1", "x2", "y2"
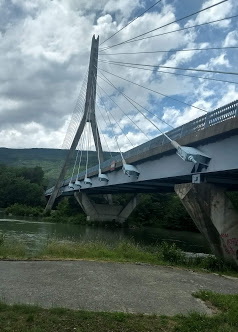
[{"x1": 45, "y1": 35, "x2": 102, "y2": 212}]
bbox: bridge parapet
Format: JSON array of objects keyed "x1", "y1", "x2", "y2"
[{"x1": 205, "y1": 100, "x2": 238, "y2": 127}]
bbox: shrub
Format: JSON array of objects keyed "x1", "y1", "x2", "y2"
[
  {"x1": 43, "y1": 198, "x2": 86, "y2": 224},
  {"x1": 158, "y1": 242, "x2": 186, "y2": 264},
  {"x1": 128, "y1": 193, "x2": 198, "y2": 231},
  {"x1": 5, "y1": 203, "x2": 43, "y2": 217},
  {"x1": 200, "y1": 255, "x2": 231, "y2": 272}
]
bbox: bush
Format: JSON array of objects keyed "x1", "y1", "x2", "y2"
[
  {"x1": 5, "y1": 203, "x2": 43, "y2": 217},
  {"x1": 128, "y1": 193, "x2": 198, "y2": 231},
  {"x1": 198, "y1": 255, "x2": 231, "y2": 272},
  {"x1": 43, "y1": 198, "x2": 86, "y2": 224},
  {"x1": 158, "y1": 242, "x2": 186, "y2": 264}
]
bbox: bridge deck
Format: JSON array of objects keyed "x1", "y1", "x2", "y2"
[{"x1": 46, "y1": 100, "x2": 238, "y2": 196}]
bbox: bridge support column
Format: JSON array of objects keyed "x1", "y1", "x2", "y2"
[
  {"x1": 175, "y1": 183, "x2": 238, "y2": 267},
  {"x1": 74, "y1": 192, "x2": 138, "y2": 223}
]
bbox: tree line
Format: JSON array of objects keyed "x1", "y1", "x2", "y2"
[
  {"x1": 0, "y1": 164, "x2": 45, "y2": 208},
  {"x1": 1, "y1": 164, "x2": 237, "y2": 232}
]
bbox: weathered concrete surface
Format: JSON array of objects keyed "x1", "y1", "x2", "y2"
[
  {"x1": 0, "y1": 261, "x2": 238, "y2": 315},
  {"x1": 175, "y1": 183, "x2": 238, "y2": 267},
  {"x1": 74, "y1": 192, "x2": 138, "y2": 222}
]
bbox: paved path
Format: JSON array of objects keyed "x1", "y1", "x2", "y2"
[{"x1": 0, "y1": 261, "x2": 238, "y2": 315}]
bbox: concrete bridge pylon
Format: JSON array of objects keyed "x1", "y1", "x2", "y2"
[
  {"x1": 175, "y1": 183, "x2": 238, "y2": 267},
  {"x1": 74, "y1": 192, "x2": 138, "y2": 223},
  {"x1": 45, "y1": 35, "x2": 102, "y2": 213},
  {"x1": 44, "y1": 34, "x2": 138, "y2": 223}
]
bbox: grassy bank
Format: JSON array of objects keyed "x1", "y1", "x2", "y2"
[
  {"x1": 0, "y1": 235, "x2": 237, "y2": 276},
  {"x1": 0, "y1": 291, "x2": 238, "y2": 331}
]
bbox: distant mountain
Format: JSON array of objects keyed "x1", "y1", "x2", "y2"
[{"x1": 0, "y1": 148, "x2": 117, "y2": 186}]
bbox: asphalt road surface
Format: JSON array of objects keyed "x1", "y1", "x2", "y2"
[{"x1": 0, "y1": 261, "x2": 238, "y2": 315}]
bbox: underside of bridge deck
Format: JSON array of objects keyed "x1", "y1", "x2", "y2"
[
  {"x1": 74, "y1": 192, "x2": 138, "y2": 223},
  {"x1": 59, "y1": 170, "x2": 238, "y2": 196}
]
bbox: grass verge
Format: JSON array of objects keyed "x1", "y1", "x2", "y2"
[
  {"x1": 0, "y1": 236, "x2": 237, "y2": 276},
  {"x1": 0, "y1": 235, "x2": 26, "y2": 259},
  {"x1": 0, "y1": 291, "x2": 237, "y2": 331}
]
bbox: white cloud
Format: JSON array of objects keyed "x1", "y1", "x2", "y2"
[
  {"x1": 212, "y1": 54, "x2": 230, "y2": 67},
  {"x1": 11, "y1": 0, "x2": 43, "y2": 13},
  {"x1": 0, "y1": 121, "x2": 69, "y2": 149},
  {"x1": 224, "y1": 30, "x2": 238, "y2": 46},
  {"x1": 0, "y1": 0, "x2": 237, "y2": 152},
  {"x1": 196, "y1": 53, "x2": 230, "y2": 70},
  {"x1": 18, "y1": 4, "x2": 93, "y2": 63},
  {"x1": 0, "y1": 97, "x2": 25, "y2": 112},
  {"x1": 162, "y1": 100, "x2": 210, "y2": 129},
  {"x1": 104, "y1": 0, "x2": 141, "y2": 19},
  {"x1": 187, "y1": 0, "x2": 235, "y2": 28},
  {"x1": 214, "y1": 85, "x2": 238, "y2": 108}
]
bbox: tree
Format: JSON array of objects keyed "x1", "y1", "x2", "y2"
[
  {"x1": 128, "y1": 193, "x2": 198, "y2": 232},
  {"x1": 0, "y1": 164, "x2": 45, "y2": 207},
  {"x1": 16, "y1": 166, "x2": 44, "y2": 186}
]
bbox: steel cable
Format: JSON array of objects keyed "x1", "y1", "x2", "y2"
[
  {"x1": 100, "y1": 0, "x2": 162, "y2": 46},
  {"x1": 100, "y1": 0, "x2": 228, "y2": 51},
  {"x1": 98, "y1": 72, "x2": 174, "y2": 130},
  {"x1": 97, "y1": 61, "x2": 238, "y2": 85},
  {"x1": 98, "y1": 67, "x2": 208, "y2": 112}
]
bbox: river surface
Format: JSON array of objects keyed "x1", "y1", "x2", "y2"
[{"x1": 0, "y1": 216, "x2": 211, "y2": 254}]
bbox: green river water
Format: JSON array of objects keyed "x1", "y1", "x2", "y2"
[{"x1": 0, "y1": 215, "x2": 211, "y2": 254}]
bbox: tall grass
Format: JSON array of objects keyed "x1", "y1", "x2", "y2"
[
  {"x1": 39, "y1": 240, "x2": 159, "y2": 264},
  {"x1": 0, "y1": 234, "x2": 26, "y2": 259},
  {"x1": 0, "y1": 235, "x2": 237, "y2": 275}
]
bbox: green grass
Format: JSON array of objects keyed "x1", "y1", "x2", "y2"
[
  {"x1": 0, "y1": 237, "x2": 237, "y2": 276},
  {"x1": 174, "y1": 291, "x2": 238, "y2": 332},
  {"x1": 0, "y1": 302, "x2": 173, "y2": 332},
  {"x1": 0, "y1": 291, "x2": 237, "y2": 331},
  {"x1": 0, "y1": 236, "x2": 26, "y2": 259},
  {"x1": 39, "y1": 240, "x2": 159, "y2": 263},
  {"x1": 33, "y1": 240, "x2": 238, "y2": 276}
]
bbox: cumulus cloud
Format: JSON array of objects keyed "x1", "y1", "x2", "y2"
[
  {"x1": 0, "y1": 0, "x2": 237, "y2": 152},
  {"x1": 186, "y1": 0, "x2": 236, "y2": 28},
  {"x1": 224, "y1": 30, "x2": 238, "y2": 46}
]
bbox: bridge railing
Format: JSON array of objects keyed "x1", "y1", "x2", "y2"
[
  {"x1": 204, "y1": 100, "x2": 238, "y2": 127},
  {"x1": 46, "y1": 100, "x2": 238, "y2": 191},
  {"x1": 120, "y1": 100, "x2": 238, "y2": 161}
]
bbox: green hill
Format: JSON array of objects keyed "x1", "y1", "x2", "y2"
[{"x1": 0, "y1": 148, "x2": 117, "y2": 186}]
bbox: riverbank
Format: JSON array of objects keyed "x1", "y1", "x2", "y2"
[
  {"x1": 0, "y1": 217, "x2": 211, "y2": 253},
  {"x1": 0, "y1": 236, "x2": 237, "y2": 276}
]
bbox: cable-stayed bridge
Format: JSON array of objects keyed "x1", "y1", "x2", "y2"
[
  {"x1": 45, "y1": 0, "x2": 238, "y2": 267},
  {"x1": 45, "y1": 99, "x2": 238, "y2": 197}
]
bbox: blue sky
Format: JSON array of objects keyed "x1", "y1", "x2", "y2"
[{"x1": 0, "y1": 0, "x2": 237, "y2": 151}]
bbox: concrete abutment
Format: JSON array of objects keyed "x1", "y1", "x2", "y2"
[
  {"x1": 74, "y1": 192, "x2": 138, "y2": 223},
  {"x1": 175, "y1": 183, "x2": 238, "y2": 267}
]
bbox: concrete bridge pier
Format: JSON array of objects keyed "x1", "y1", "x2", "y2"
[
  {"x1": 175, "y1": 183, "x2": 238, "y2": 267},
  {"x1": 74, "y1": 192, "x2": 138, "y2": 223}
]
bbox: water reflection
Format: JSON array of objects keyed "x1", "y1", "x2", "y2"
[{"x1": 0, "y1": 217, "x2": 211, "y2": 254}]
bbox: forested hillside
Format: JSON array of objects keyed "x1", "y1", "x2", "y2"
[
  {"x1": 0, "y1": 164, "x2": 45, "y2": 207},
  {"x1": 0, "y1": 148, "x2": 117, "y2": 186}
]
